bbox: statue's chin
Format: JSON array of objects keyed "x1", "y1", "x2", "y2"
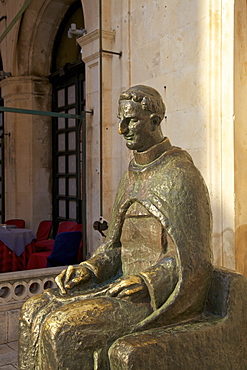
[
  {"x1": 125, "y1": 139, "x2": 143, "y2": 151},
  {"x1": 126, "y1": 141, "x2": 135, "y2": 150}
]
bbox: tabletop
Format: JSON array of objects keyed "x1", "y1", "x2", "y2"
[{"x1": 0, "y1": 226, "x2": 36, "y2": 256}]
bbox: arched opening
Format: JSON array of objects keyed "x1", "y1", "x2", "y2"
[
  {"x1": 15, "y1": 0, "x2": 81, "y2": 77},
  {"x1": 51, "y1": 0, "x2": 83, "y2": 72}
]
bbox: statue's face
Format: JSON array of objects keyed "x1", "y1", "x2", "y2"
[{"x1": 118, "y1": 100, "x2": 157, "y2": 152}]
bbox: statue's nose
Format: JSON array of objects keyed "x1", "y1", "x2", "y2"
[{"x1": 118, "y1": 119, "x2": 128, "y2": 135}]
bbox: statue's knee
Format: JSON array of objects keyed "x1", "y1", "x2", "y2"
[
  {"x1": 108, "y1": 336, "x2": 134, "y2": 368},
  {"x1": 22, "y1": 293, "x2": 45, "y2": 310},
  {"x1": 42, "y1": 313, "x2": 64, "y2": 342},
  {"x1": 20, "y1": 293, "x2": 46, "y2": 325}
]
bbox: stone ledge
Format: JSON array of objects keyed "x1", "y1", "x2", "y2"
[
  {"x1": 0, "y1": 266, "x2": 66, "y2": 344},
  {"x1": 0, "y1": 266, "x2": 65, "y2": 310}
]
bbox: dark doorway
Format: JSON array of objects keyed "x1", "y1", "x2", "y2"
[
  {"x1": 0, "y1": 87, "x2": 4, "y2": 223},
  {"x1": 49, "y1": 1, "x2": 86, "y2": 236}
]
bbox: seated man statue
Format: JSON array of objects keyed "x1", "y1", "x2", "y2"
[{"x1": 19, "y1": 85, "x2": 213, "y2": 369}]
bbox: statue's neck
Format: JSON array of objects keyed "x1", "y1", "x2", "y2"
[{"x1": 133, "y1": 137, "x2": 172, "y2": 165}]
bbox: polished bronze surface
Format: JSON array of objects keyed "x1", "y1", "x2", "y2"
[
  {"x1": 18, "y1": 85, "x2": 213, "y2": 369},
  {"x1": 108, "y1": 267, "x2": 247, "y2": 369}
]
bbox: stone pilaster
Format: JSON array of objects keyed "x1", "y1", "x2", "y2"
[
  {"x1": 77, "y1": 29, "x2": 116, "y2": 255},
  {"x1": 207, "y1": 0, "x2": 235, "y2": 269}
]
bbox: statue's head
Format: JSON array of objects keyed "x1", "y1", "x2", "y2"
[{"x1": 118, "y1": 85, "x2": 166, "y2": 152}]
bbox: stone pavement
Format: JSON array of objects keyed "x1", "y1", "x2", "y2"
[{"x1": 0, "y1": 342, "x2": 18, "y2": 369}]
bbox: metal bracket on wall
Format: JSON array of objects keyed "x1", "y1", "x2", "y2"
[
  {"x1": 0, "y1": 132, "x2": 10, "y2": 139},
  {"x1": 100, "y1": 49, "x2": 122, "y2": 58}
]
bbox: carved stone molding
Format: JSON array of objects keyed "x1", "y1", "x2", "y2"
[
  {"x1": 77, "y1": 29, "x2": 116, "y2": 64},
  {"x1": 0, "y1": 266, "x2": 65, "y2": 344},
  {"x1": 0, "y1": 266, "x2": 64, "y2": 311}
]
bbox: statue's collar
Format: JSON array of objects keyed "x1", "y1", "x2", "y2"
[{"x1": 133, "y1": 137, "x2": 172, "y2": 165}]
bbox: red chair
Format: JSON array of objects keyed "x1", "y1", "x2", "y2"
[
  {"x1": 5, "y1": 219, "x2": 25, "y2": 228},
  {"x1": 35, "y1": 221, "x2": 78, "y2": 252},
  {"x1": 26, "y1": 251, "x2": 51, "y2": 269},
  {"x1": 56, "y1": 221, "x2": 78, "y2": 233},
  {"x1": 36, "y1": 220, "x2": 52, "y2": 241},
  {"x1": 27, "y1": 231, "x2": 82, "y2": 269}
]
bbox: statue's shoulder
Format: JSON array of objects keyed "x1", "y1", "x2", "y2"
[
  {"x1": 164, "y1": 145, "x2": 194, "y2": 165},
  {"x1": 154, "y1": 146, "x2": 209, "y2": 198},
  {"x1": 156, "y1": 146, "x2": 198, "y2": 178}
]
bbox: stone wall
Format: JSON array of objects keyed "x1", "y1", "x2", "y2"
[{"x1": 99, "y1": 0, "x2": 236, "y2": 270}]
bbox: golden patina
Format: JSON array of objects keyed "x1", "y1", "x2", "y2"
[{"x1": 18, "y1": 85, "x2": 212, "y2": 369}]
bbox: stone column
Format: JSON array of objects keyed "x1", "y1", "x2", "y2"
[
  {"x1": 234, "y1": 0, "x2": 247, "y2": 276},
  {"x1": 77, "y1": 29, "x2": 116, "y2": 256},
  {"x1": 0, "y1": 76, "x2": 52, "y2": 232},
  {"x1": 207, "y1": 0, "x2": 235, "y2": 269}
]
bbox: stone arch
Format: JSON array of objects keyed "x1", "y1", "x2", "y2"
[{"x1": 15, "y1": 0, "x2": 83, "y2": 77}]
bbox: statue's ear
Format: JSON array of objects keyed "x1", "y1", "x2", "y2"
[{"x1": 150, "y1": 114, "x2": 161, "y2": 131}]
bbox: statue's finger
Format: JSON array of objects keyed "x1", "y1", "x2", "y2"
[
  {"x1": 108, "y1": 281, "x2": 128, "y2": 296},
  {"x1": 117, "y1": 285, "x2": 141, "y2": 298},
  {"x1": 107, "y1": 285, "x2": 121, "y2": 296},
  {"x1": 55, "y1": 270, "x2": 67, "y2": 294},
  {"x1": 117, "y1": 285, "x2": 148, "y2": 303},
  {"x1": 65, "y1": 277, "x2": 81, "y2": 289},
  {"x1": 64, "y1": 265, "x2": 75, "y2": 286},
  {"x1": 55, "y1": 269, "x2": 66, "y2": 286}
]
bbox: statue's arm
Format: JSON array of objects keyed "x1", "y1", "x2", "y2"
[
  {"x1": 56, "y1": 232, "x2": 122, "y2": 293},
  {"x1": 107, "y1": 256, "x2": 178, "y2": 307},
  {"x1": 138, "y1": 256, "x2": 178, "y2": 310},
  {"x1": 81, "y1": 245, "x2": 122, "y2": 283},
  {"x1": 56, "y1": 242, "x2": 122, "y2": 294}
]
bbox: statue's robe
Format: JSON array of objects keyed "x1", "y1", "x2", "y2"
[{"x1": 19, "y1": 138, "x2": 212, "y2": 369}]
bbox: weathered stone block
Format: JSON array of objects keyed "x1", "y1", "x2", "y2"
[
  {"x1": 7, "y1": 310, "x2": 20, "y2": 343},
  {"x1": 0, "y1": 312, "x2": 7, "y2": 345}
]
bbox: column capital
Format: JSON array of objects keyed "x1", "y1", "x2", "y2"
[
  {"x1": 0, "y1": 76, "x2": 51, "y2": 102},
  {"x1": 77, "y1": 29, "x2": 116, "y2": 64}
]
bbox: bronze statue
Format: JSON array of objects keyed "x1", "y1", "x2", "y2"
[{"x1": 18, "y1": 85, "x2": 213, "y2": 369}]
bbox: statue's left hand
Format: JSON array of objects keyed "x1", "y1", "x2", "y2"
[{"x1": 107, "y1": 275, "x2": 149, "y2": 303}]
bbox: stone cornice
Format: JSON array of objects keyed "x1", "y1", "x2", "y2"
[
  {"x1": 81, "y1": 52, "x2": 100, "y2": 64},
  {"x1": 78, "y1": 29, "x2": 116, "y2": 64},
  {"x1": 77, "y1": 29, "x2": 115, "y2": 47}
]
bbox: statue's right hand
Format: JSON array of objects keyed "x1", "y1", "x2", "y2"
[{"x1": 55, "y1": 265, "x2": 92, "y2": 294}]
